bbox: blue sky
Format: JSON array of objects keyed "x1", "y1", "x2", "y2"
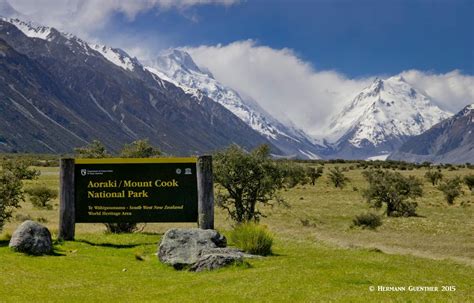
[{"x1": 97, "y1": 0, "x2": 474, "y2": 77}]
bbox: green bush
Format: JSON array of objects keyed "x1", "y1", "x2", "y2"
[
  {"x1": 2, "y1": 159, "x2": 40, "y2": 180},
  {"x1": 230, "y1": 223, "x2": 273, "y2": 256},
  {"x1": 105, "y1": 223, "x2": 139, "y2": 234},
  {"x1": 328, "y1": 167, "x2": 349, "y2": 189},
  {"x1": 362, "y1": 169, "x2": 423, "y2": 217},
  {"x1": 438, "y1": 177, "x2": 463, "y2": 205},
  {"x1": 25, "y1": 186, "x2": 58, "y2": 209},
  {"x1": 214, "y1": 145, "x2": 302, "y2": 223},
  {"x1": 352, "y1": 213, "x2": 383, "y2": 230},
  {"x1": 464, "y1": 174, "x2": 474, "y2": 192},
  {"x1": 424, "y1": 169, "x2": 443, "y2": 186},
  {"x1": 0, "y1": 169, "x2": 24, "y2": 232}
]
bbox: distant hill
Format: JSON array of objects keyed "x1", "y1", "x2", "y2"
[{"x1": 389, "y1": 104, "x2": 474, "y2": 164}]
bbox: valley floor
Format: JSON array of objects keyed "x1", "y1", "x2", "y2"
[{"x1": 0, "y1": 165, "x2": 473, "y2": 302}]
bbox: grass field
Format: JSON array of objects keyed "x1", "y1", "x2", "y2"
[{"x1": 0, "y1": 164, "x2": 473, "y2": 302}]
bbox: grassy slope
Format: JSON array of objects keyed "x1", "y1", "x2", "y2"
[{"x1": 0, "y1": 165, "x2": 473, "y2": 302}]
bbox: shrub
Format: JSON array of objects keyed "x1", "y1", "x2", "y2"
[
  {"x1": 352, "y1": 213, "x2": 383, "y2": 229},
  {"x1": 438, "y1": 177, "x2": 463, "y2": 205},
  {"x1": 74, "y1": 140, "x2": 109, "y2": 158},
  {"x1": 362, "y1": 169, "x2": 423, "y2": 217},
  {"x1": 424, "y1": 169, "x2": 443, "y2": 186},
  {"x1": 230, "y1": 223, "x2": 273, "y2": 256},
  {"x1": 120, "y1": 139, "x2": 161, "y2": 158},
  {"x1": 25, "y1": 186, "x2": 58, "y2": 209},
  {"x1": 214, "y1": 145, "x2": 303, "y2": 223},
  {"x1": 307, "y1": 166, "x2": 324, "y2": 186},
  {"x1": 464, "y1": 174, "x2": 474, "y2": 192},
  {"x1": 105, "y1": 223, "x2": 138, "y2": 234},
  {"x1": 328, "y1": 167, "x2": 349, "y2": 189}
]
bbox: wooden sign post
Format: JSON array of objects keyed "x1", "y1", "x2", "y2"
[{"x1": 58, "y1": 156, "x2": 214, "y2": 241}]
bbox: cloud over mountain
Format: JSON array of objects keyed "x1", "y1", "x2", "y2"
[{"x1": 186, "y1": 41, "x2": 474, "y2": 137}]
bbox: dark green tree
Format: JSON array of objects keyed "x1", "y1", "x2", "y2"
[
  {"x1": 362, "y1": 169, "x2": 423, "y2": 217},
  {"x1": 214, "y1": 144, "x2": 304, "y2": 223}
]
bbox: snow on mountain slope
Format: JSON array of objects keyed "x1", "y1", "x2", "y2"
[
  {"x1": 145, "y1": 49, "x2": 325, "y2": 158},
  {"x1": 3, "y1": 18, "x2": 138, "y2": 71},
  {"x1": 3, "y1": 18, "x2": 53, "y2": 40},
  {"x1": 326, "y1": 76, "x2": 452, "y2": 159}
]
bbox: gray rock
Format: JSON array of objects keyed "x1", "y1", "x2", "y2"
[
  {"x1": 189, "y1": 252, "x2": 243, "y2": 272},
  {"x1": 9, "y1": 220, "x2": 53, "y2": 255},
  {"x1": 158, "y1": 228, "x2": 226, "y2": 269}
]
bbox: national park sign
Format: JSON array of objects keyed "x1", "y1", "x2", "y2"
[
  {"x1": 74, "y1": 158, "x2": 198, "y2": 223},
  {"x1": 58, "y1": 156, "x2": 214, "y2": 240}
]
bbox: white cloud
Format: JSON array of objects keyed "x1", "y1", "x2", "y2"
[
  {"x1": 3, "y1": 0, "x2": 239, "y2": 37},
  {"x1": 185, "y1": 40, "x2": 373, "y2": 137},
  {"x1": 185, "y1": 41, "x2": 474, "y2": 137},
  {"x1": 400, "y1": 70, "x2": 474, "y2": 113}
]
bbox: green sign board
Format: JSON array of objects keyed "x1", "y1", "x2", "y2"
[{"x1": 74, "y1": 158, "x2": 198, "y2": 223}]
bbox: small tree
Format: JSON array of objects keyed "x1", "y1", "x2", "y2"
[
  {"x1": 307, "y1": 166, "x2": 324, "y2": 186},
  {"x1": 464, "y1": 174, "x2": 474, "y2": 192},
  {"x1": 0, "y1": 169, "x2": 24, "y2": 232},
  {"x1": 424, "y1": 169, "x2": 443, "y2": 186},
  {"x1": 214, "y1": 144, "x2": 304, "y2": 223},
  {"x1": 438, "y1": 177, "x2": 463, "y2": 205},
  {"x1": 74, "y1": 140, "x2": 109, "y2": 158},
  {"x1": 362, "y1": 169, "x2": 423, "y2": 217},
  {"x1": 328, "y1": 167, "x2": 349, "y2": 189},
  {"x1": 2, "y1": 159, "x2": 40, "y2": 180},
  {"x1": 120, "y1": 139, "x2": 161, "y2": 158},
  {"x1": 25, "y1": 186, "x2": 58, "y2": 209}
]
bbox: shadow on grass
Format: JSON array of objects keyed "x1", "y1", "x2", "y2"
[
  {"x1": 75, "y1": 239, "x2": 155, "y2": 249},
  {"x1": 0, "y1": 240, "x2": 10, "y2": 247}
]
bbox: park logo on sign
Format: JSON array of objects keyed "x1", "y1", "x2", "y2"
[{"x1": 80, "y1": 169, "x2": 87, "y2": 176}]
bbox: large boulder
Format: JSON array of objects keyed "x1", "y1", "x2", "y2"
[
  {"x1": 9, "y1": 220, "x2": 53, "y2": 255},
  {"x1": 158, "y1": 228, "x2": 226, "y2": 269}
]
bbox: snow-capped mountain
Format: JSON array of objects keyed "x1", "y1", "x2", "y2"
[
  {"x1": 144, "y1": 49, "x2": 325, "y2": 159},
  {"x1": 389, "y1": 103, "x2": 474, "y2": 163},
  {"x1": 0, "y1": 17, "x2": 276, "y2": 154},
  {"x1": 325, "y1": 76, "x2": 452, "y2": 159}
]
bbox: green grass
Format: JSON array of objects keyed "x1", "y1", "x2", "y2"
[
  {"x1": 0, "y1": 164, "x2": 473, "y2": 302},
  {"x1": 0, "y1": 233, "x2": 472, "y2": 302}
]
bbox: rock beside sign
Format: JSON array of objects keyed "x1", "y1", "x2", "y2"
[
  {"x1": 9, "y1": 220, "x2": 53, "y2": 255},
  {"x1": 158, "y1": 228, "x2": 250, "y2": 271}
]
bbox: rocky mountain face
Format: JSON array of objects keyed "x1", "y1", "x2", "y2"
[
  {"x1": 389, "y1": 104, "x2": 474, "y2": 164},
  {"x1": 0, "y1": 18, "x2": 277, "y2": 155},
  {"x1": 144, "y1": 49, "x2": 325, "y2": 159},
  {"x1": 323, "y1": 76, "x2": 452, "y2": 159}
]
